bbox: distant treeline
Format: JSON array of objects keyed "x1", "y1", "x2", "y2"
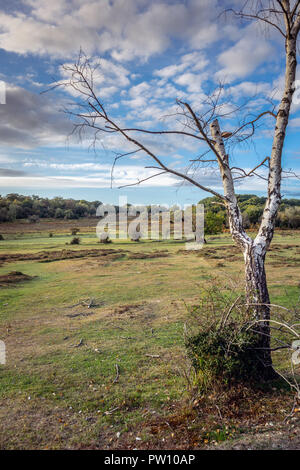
[
  {"x1": 0, "y1": 193, "x2": 300, "y2": 231},
  {"x1": 200, "y1": 194, "x2": 300, "y2": 233},
  {"x1": 0, "y1": 194, "x2": 102, "y2": 222}
]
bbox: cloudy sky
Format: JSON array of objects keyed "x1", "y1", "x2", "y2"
[{"x1": 0, "y1": 0, "x2": 300, "y2": 205}]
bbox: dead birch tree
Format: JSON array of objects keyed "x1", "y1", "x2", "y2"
[{"x1": 56, "y1": 0, "x2": 300, "y2": 379}]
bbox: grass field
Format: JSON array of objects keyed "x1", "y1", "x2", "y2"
[{"x1": 0, "y1": 220, "x2": 299, "y2": 449}]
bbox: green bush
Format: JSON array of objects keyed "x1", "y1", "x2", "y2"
[
  {"x1": 0, "y1": 234, "x2": 4, "y2": 240},
  {"x1": 186, "y1": 324, "x2": 265, "y2": 391},
  {"x1": 131, "y1": 233, "x2": 141, "y2": 242},
  {"x1": 70, "y1": 236, "x2": 80, "y2": 245},
  {"x1": 184, "y1": 285, "x2": 273, "y2": 392},
  {"x1": 204, "y1": 211, "x2": 225, "y2": 234},
  {"x1": 98, "y1": 236, "x2": 112, "y2": 244}
]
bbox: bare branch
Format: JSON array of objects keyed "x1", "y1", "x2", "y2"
[
  {"x1": 118, "y1": 171, "x2": 167, "y2": 189},
  {"x1": 225, "y1": 7, "x2": 286, "y2": 37},
  {"x1": 178, "y1": 100, "x2": 225, "y2": 169},
  {"x1": 231, "y1": 156, "x2": 270, "y2": 181},
  {"x1": 104, "y1": 125, "x2": 208, "y2": 143}
]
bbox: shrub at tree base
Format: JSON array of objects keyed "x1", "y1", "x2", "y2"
[
  {"x1": 186, "y1": 324, "x2": 268, "y2": 392},
  {"x1": 70, "y1": 236, "x2": 80, "y2": 245}
]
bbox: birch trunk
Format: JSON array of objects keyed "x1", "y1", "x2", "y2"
[
  {"x1": 244, "y1": 243, "x2": 274, "y2": 376},
  {"x1": 209, "y1": 22, "x2": 299, "y2": 379},
  {"x1": 210, "y1": 122, "x2": 275, "y2": 379},
  {"x1": 256, "y1": 34, "x2": 298, "y2": 250}
]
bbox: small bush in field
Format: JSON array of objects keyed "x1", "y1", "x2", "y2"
[
  {"x1": 0, "y1": 234, "x2": 4, "y2": 240},
  {"x1": 131, "y1": 233, "x2": 141, "y2": 242},
  {"x1": 28, "y1": 215, "x2": 39, "y2": 224},
  {"x1": 49, "y1": 232, "x2": 53, "y2": 238},
  {"x1": 71, "y1": 228, "x2": 80, "y2": 236},
  {"x1": 70, "y1": 236, "x2": 80, "y2": 245},
  {"x1": 98, "y1": 232, "x2": 112, "y2": 244},
  {"x1": 99, "y1": 237, "x2": 112, "y2": 244}
]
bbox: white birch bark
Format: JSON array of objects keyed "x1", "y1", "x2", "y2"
[
  {"x1": 256, "y1": 36, "x2": 299, "y2": 253},
  {"x1": 209, "y1": 4, "x2": 300, "y2": 376},
  {"x1": 210, "y1": 5, "x2": 300, "y2": 304}
]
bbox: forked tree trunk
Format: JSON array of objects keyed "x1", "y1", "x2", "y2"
[
  {"x1": 209, "y1": 22, "x2": 300, "y2": 380},
  {"x1": 210, "y1": 120, "x2": 277, "y2": 380}
]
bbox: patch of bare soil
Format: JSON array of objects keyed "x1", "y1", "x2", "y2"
[
  {"x1": 104, "y1": 386, "x2": 300, "y2": 450},
  {"x1": 194, "y1": 245, "x2": 242, "y2": 262},
  {"x1": 0, "y1": 248, "x2": 127, "y2": 264},
  {"x1": 269, "y1": 261, "x2": 299, "y2": 267},
  {"x1": 110, "y1": 302, "x2": 157, "y2": 323},
  {"x1": 0, "y1": 397, "x2": 101, "y2": 450},
  {"x1": 177, "y1": 245, "x2": 241, "y2": 261},
  {"x1": 211, "y1": 427, "x2": 300, "y2": 450},
  {"x1": 176, "y1": 249, "x2": 202, "y2": 255},
  {"x1": 0, "y1": 271, "x2": 34, "y2": 287},
  {"x1": 128, "y1": 251, "x2": 169, "y2": 260},
  {"x1": 268, "y1": 244, "x2": 300, "y2": 266},
  {"x1": 270, "y1": 243, "x2": 300, "y2": 251},
  {"x1": 176, "y1": 243, "x2": 299, "y2": 261},
  {"x1": 112, "y1": 303, "x2": 147, "y2": 318},
  {"x1": 0, "y1": 217, "x2": 100, "y2": 234}
]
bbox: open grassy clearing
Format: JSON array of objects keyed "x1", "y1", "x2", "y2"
[{"x1": 0, "y1": 220, "x2": 299, "y2": 449}]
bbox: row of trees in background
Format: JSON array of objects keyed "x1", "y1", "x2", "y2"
[
  {"x1": 201, "y1": 195, "x2": 300, "y2": 233},
  {"x1": 0, "y1": 193, "x2": 300, "y2": 232},
  {"x1": 0, "y1": 194, "x2": 101, "y2": 222}
]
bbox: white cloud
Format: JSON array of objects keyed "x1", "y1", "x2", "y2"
[
  {"x1": 154, "y1": 51, "x2": 208, "y2": 80},
  {"x1": 59, "y1": 57, "x2": 131, "y2": 99},
  {"x1": 228, "y1": 81, "x2": 271, "y2": 99},
  {"x1": 0, "y1": 0, "x2": 297, "y2": 201},
  {"x1": 0, "y1": 164, "x2": 179, "y2": 189},
  {"x1": 215, "y1": 23, "x2": 274, "y2": 83},
  {"x1": 0, "y1": 0, "x2": 220, "y2": 62},
  {"x1": 289, "y1": 117, "x2": 300, "y2": 128},
  {"x1": 25, "y1": 0, "x2": 69, "y2": 22},
  {"x1": 0, "y1": 154, "x2": 17, "y2": 164},
  {"x1": 0, "y1": 85, "x2": 71, "y2": 148},
  {"x1": 174, "y1": 73, "x2": 204, "y2": 93}
]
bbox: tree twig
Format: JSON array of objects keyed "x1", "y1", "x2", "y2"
[{"x1": 113, "y1": 363, "x2": 120, "y2": 384}]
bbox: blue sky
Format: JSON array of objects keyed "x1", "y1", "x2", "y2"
[{"x1": 0, "y1": 0, "x2": 299, "y2": 206}]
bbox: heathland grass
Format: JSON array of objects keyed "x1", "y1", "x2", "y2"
[{"x1": 0, "y1": 220, "x2": 299, "y2": 449}]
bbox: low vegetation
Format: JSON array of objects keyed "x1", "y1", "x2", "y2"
[
  {"x1": 1, "y1": 194, "x2": 300, "y2": 232},
  {"x1": 0, "y1": 219, "x2": 299, "y2": 449},
  {"x1": 70, "y1": 236, "x2": 81, "y2": 245},
  {"x1": 185, "y1": 301, "x2": 267, "y2": 391}
]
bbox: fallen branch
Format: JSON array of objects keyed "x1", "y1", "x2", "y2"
[
  {"x1": 104, "y1": 406, "x2": 119, "y2": 415},
  {"x1": 215, "y1": 404, "x2": 223, "y2": 423},
  {"x1": 113, "y1": 364, "x2": 120, "y2": 384},
  {"x1": 67, "y1": 298, "x2": 104, "y2": 309}
]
